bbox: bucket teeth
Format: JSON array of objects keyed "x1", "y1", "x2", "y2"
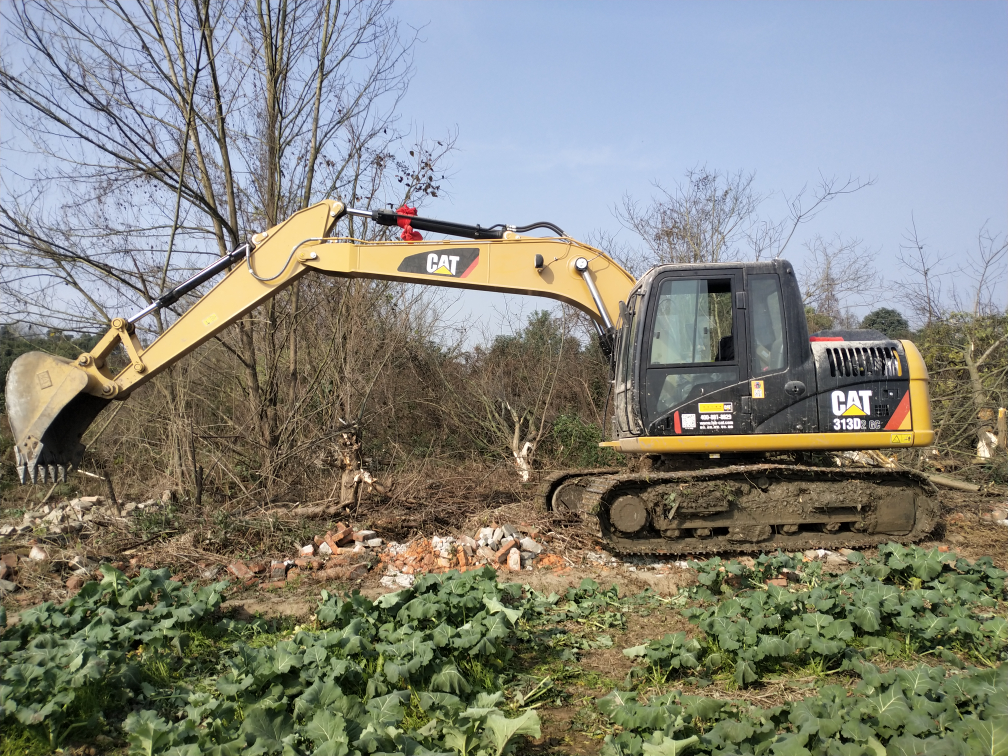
[
  {"x1": 48, "y1": 464, "x2": 57, "y2": 484},
  {"x1": 58, "y1": 464, "x2": 66, "y2": 483},
  {"x1": 29, "y1": 463, "x2": 39, "y2": 484}
]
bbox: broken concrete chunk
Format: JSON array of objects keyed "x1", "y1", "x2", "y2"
[
  {"x1": 29, "y1": 545, "x2": 49, "y2": 561},
  {"x1": 269, "y1": 561, "x2": 287, "y2": 581},
  {"x1": 353, "y1": 530, "x2": 377, "y2": 542},
  {"x1": 507, "y1": 548, "x2": 521, "y2": 571},
  {"x1": 491, "y1": 527, "x2": 504, "y2": 544},
  {"x1": 0, "y1": 579, "x2": 18, "y2": 594},
  {"x1": 365, "y1": 538, "x2": 383, "y2": 549},
  {"x1": 502, "y1": 524, "x2": 520, "y2": 537},
  {"x1": 318, "y1": 541, "x2": 334, "y2": 555},
  {"x1": 476, "y1": 546, "x2": 496, "y2": 562},
  {"x1": 457, "y1": 535, "x2": 478, "y2": 549},
  {"x1": 519, "y1": 537, "x2": 542, "y2": 555}
]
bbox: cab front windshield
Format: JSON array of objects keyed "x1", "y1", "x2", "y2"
[{"x1": 645, "y1": 277, "x2": 737, "y2": 418}]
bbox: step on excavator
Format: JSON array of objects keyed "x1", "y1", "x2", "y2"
[{"x1": 5, "y1": 200, "x2": 938, "y2": 554}]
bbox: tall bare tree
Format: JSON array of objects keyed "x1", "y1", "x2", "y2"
[
  {"x1": 617, "y1": 166, "x2": 872, "y2": 270},
  {"x1": 1, "y1": 0, "x2": 453, "y2": 493}
]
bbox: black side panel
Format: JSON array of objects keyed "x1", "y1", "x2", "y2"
[
  {"x1": 749, "y1": 261, "x2": 819, "y2": 433},
  {"x1": 812, "y1": 341, "x2": 911, "y2": 434}
]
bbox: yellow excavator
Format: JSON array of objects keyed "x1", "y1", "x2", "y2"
[{"x1": 5, "y1": 200, "x2": 938, "y2": 554}]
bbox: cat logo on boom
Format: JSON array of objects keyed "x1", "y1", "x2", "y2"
[
  {"x1": 831, "y1": 389, "x2": 872, "y2": 431},
  {"x1": 397, "y1": 248, "x2": 479, "y2": 278}
]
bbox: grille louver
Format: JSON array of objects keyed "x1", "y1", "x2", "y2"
[{"x1": 825, "y1": 346, "x2": 900, "y2": 378}]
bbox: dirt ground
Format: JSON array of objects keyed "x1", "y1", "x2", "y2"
[{"x1": 2, "y1": 483, "x2": 1006, "y2": 624}]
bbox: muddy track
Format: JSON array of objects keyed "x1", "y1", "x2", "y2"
[{"x1": 541, "y1": 463, "x2": 940, "y2": 556}]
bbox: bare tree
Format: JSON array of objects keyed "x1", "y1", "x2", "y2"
[
  {"x1": 799, "y1": 234, "x2": 880, "y2": 327},
  {"x1": 897, "y1": 215, "x2": 951, "y2": 328},
  {"x1": 0, "y1": 0, "x2": 453, "y2": 494},
  {"x1": 617, "y1": 166, "x2": 872, "y2": 268}
]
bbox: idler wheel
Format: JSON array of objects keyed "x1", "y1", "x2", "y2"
[{"x1": 610, "y1": 495, "x2": 648, "y2": 534}]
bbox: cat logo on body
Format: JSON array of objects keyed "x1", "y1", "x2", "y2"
[
  {"x1": 832, "y1": 389, "x2": 873, "y2": 431},
  {"x1": 397, "y1": 248, "x2": 479, "y2": 278}
]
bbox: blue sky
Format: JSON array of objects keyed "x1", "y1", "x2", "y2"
[{"x1": 391, "y1": 1, "x2": 1007, "y2": 335}]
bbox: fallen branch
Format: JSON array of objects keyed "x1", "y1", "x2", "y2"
[{"x1": 925, "y1": 473, "x2": 981, "y2": 493}]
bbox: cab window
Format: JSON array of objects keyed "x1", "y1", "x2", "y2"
[
  {"x1": 645, "y1": 277, "x2": 737, "y2": 419},
  {"x1": 649, "y1": 278, "x2": 734, "y2": 365},
  {"x1": 749, "y1": 274, "x2": 787, "y2": 374}
]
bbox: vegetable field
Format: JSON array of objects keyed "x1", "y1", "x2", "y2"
[{"x1": 1, "y1": 544, "x2": 1006, "y2": 755}]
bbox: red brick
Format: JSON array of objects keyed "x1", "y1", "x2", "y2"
[
  {"x1": 1, "y1": 553, "x2": 17, "y2": 570},
  {"x1": 333, "y1": 522, "x2": 354, "y2": 545},
  {"x1": 227, "y1": 562, "x2": 254, "y2": 580},
  {"x1": 248, "y1": 562, "x2": 266, "y2": 575},
  {"x1": 66, "y1": 574, "x2": 87, "y2": 592},
  {"x1": 261, "y1": 580, "x2": 286, "y2": 590},
  {"x1": 766, "y1": 578, "x2": 788, "y2": 587},
  {"x1": 494, "y1": 538, "x2": 518, "y2": 564}
]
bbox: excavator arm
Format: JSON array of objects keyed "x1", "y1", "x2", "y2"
[{"x1": 5, "y1": 199, "x2": 635, "y2": 484}]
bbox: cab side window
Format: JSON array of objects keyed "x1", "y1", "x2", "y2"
[{"x1": 749, "y1": 274, "x2": 787, "y2": 374}]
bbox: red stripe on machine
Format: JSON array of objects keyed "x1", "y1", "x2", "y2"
[{"x1": 884, "y1": 392, "x2": 911, "y2": 430}]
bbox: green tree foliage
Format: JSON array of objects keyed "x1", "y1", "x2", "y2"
[
  {"x1": 861, "y1": 308, "x2": 910, "y2": 339},
  {"x1": 804, "y1": 306, "x2": 834, "y2": 335}
]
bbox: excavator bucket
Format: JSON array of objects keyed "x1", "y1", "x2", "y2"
[{"x1": 5, "y1": 351, "x2": 110, "y2": 485}]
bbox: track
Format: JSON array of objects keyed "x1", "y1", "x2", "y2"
[{"x1": 540, "y1": 463, "x2": 939, "y2": 556}]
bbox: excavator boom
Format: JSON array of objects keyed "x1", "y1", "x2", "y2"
[{"x1": 5, "y1": 200, "x2": 634, "y2": 483}]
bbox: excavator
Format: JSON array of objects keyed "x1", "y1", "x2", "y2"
[{"x1": 4, "y1": 200, "x2": 939, "y2": 554}]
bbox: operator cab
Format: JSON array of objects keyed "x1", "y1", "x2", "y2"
[{"x1": 612, "y1": 259, "x2": 816, "y2": 439}]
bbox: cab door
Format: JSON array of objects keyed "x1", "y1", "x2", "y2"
[
  {"x1": 746, "y1": 269, "x2": 818, "y2": 433},
  {"x1": 640, "y1": 269, "x2": 750, "y2": 436}
]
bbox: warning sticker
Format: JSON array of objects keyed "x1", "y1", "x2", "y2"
[
  {"x1": 698, "y1": 402, "x2": 733, "y2": 413},
  {"x1": 890, "y1": 433, "x2": 912, "y2": 445},
  {"x1": 751, "y1": 380, "x2": 764, "y2": 399}
]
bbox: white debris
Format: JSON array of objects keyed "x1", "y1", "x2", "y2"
[
  {"x1": 29, "y1": 545, "x2": 49, "y2": 561},
  {"x1": 519, "y1": 537, "x2": 542, "y2": 555}
]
